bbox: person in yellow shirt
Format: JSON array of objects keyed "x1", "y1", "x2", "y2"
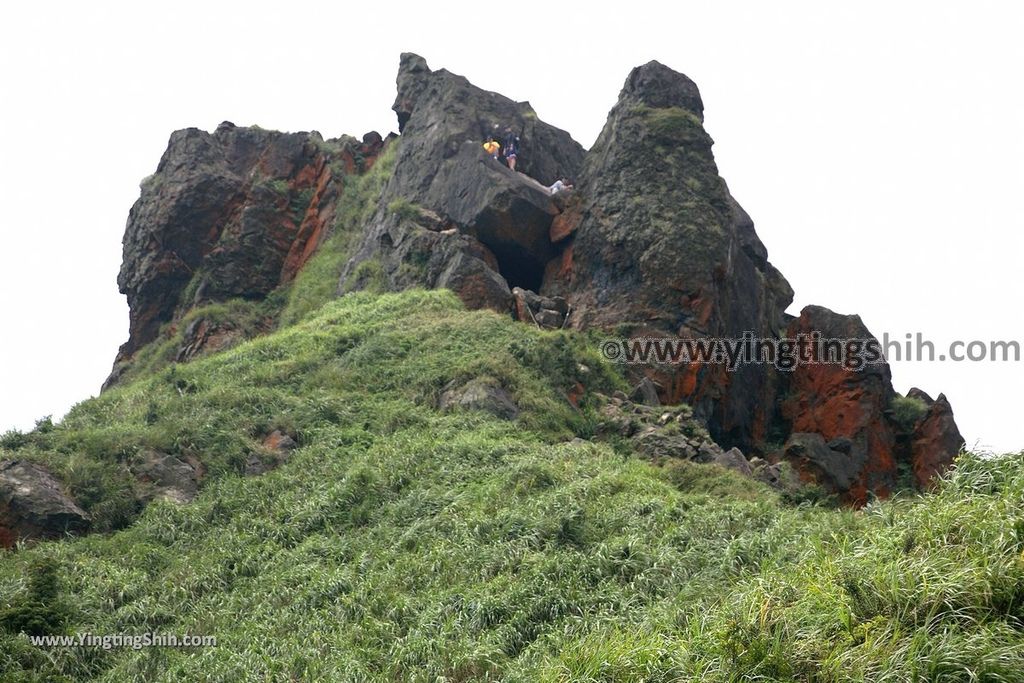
[{"x1": 482, "y1": 137, "x2": 500, "y2": 160}]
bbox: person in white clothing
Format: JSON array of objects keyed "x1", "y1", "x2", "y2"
[{"x1": 548, "y1": 178, "x2": 574, "y2": 195}]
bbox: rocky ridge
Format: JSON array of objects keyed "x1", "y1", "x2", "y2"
[{"x1": 3, "y1": 52, "x2": 966, "y2": 546}]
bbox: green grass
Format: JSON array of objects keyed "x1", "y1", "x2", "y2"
[
  {"x1": 118, "y1": 293, "x2": 287, "y2": 385},
  {"x1": 386, "y1": 197, "x2": 421, "y2": 222},
  {"x1": 891, "y1": 395, "x2": 930, "y2": 432},
  {"x1": 1, "y1": 290, "x2": 1022, "y2": 681},
  {"x1": 637, "y1": 105, "x2": 704, "y2": 141}
]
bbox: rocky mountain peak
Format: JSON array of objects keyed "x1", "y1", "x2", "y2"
[
  {"x1": 393, "y1": 52, "x2": 432, "y2": 133},
  {"x1": 619, "y1": 59, "x2": 705, "y2": 118},
  {"x1": 102, "y1": 53, "x2": 964, "y2": 504}
]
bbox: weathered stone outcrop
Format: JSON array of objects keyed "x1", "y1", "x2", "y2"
[
  {"x1": 0, "y1": 460, "x2": 90, "y2": 548},
  {"x1": 778, "y1": 306, "x2": 897, "y2": 503},
  {"x1": 438, "y1": 377, "x2": 520, "y2": 420},
  {"x1": 109, "y1": 123, "x2": 388, "y2": 386},
  {"x1": 390, "y1": 53, "x2": 583, "y2": 187},
  {"x1": 781, "y1": 432, "x2": 868, "y2": 495},
  {"x1": 906, "y1": 389, "x2": 965, "y2": 488},
  {"x1": 542, "y1": 61, "x2": 794, "y2": 453},
  {"x1": 130, "y1": 450, "x2": 204, "y2": 504},
  {"x1": 340, "y1": 53, "x2": 584, "y2": 310},
  {"x1": 512, "y1": 287, "x2": 570, "y2": 329},
  {"x1": 774, "y1": 306, "x2": 965, "y2": 504}
]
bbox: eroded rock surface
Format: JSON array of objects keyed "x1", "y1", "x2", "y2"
[
  {"x1": 439, "y1": 377, "x2": 520, "y2": 420},
  {"x1": 340, "y1": 53, "x2": 584, "y2": 310},
  {"x1": 0, "y1": 460, "x2": 90, "y2": 548},
  {"x1": 109, "y1": 123, "x2": 388, "y2": 386},
  {"x1": 541, "y1": 61, "x2": 794, "y2": 454}
]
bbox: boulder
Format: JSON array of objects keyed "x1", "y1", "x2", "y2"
[
  {"x1": 633, "y1": 429, "x2": 698, "y2": 461},
  {"x1": 713, "y1": 447, "x2": 753, "y2": 477},
  {"x1": 435, "y1": 246, "x2": 515, "y2": 314},
  {"x1": 629, "y1": 377, "x2": 661, "y2": 406},
  {"x1": 439, "y1": 378, "x2": 520, "y2": 420},
  {"x1": 131, "y1": 451, "x2": 203, "y2": 504},
  {"x1": 694, "y1": 440, "x2": 726, "y2": 463},
  {"x1": 781, "y1": 432, "x2": 868, "y2": 494},
  {"x1": 750, "y1": 457, "x2": 785, "y2": 488},
  {"x1": 512, "y1": 287, "x2": 570, "y2": 329},
  {"x1": 0, "y1": 460, "x2": 90, "y2": 548}
]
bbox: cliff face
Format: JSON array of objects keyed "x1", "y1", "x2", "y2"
[
  {"x1": 104, "y1": 53, "x2": 964, "y2": 504},
  {"x1": 542, "y1": 61, "x2": 795, "y2": 454},
  {"x1": 338, "y1": 53, "x2": 585, "y2": 311},
  {"x1": 109, "y1": 122, "x2": 388, "y2": 385}
]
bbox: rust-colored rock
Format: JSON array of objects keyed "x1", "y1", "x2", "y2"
[
  {"x1": 780, "y1": 306, "x2": 897, "y2": 504},
  {"x1": 549, "y1": 193, "x2": 583, "y2": 243},
  {"x1": 908, "y1": 390, "x2": 965, "y2": 488}
]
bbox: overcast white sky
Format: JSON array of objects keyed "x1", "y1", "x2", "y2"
[{"x1": 1, "y1": 1, "x2": 1021, "y2": 454}]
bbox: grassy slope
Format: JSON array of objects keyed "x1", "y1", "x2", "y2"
[{"x1": 1, "y1": 293, "x2": 1022, "y2": 682}]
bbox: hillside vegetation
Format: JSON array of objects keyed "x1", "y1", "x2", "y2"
[{"x1": 1, "y1": 290, "x2": 1022, "y2": 681}]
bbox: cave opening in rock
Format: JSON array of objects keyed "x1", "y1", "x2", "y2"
[{"x1": 490, "y1": 244, "x2": 547, "y2": 292}]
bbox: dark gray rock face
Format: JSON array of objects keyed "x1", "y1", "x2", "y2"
[
  {"x1": 511, "y1": 287, "x2": 570, "y2": 329},
  {"x1": 117, "y1": 125, "x2": 330, "y2": 359},
  {"x1": 633, "y1": 429, "x2": 698, "y2": 461},
  {"x1": 0, "y1": 460, "x2": 90, "y2": 548},
  {"x1": 109, "y1": 122, "x2": 389, "y2": 387},
  {"x1": 340, "y1": 53, "x2": 585, "y2": 309},
  {"x1": 629, "y1": 377, "x2": 661, "y2": 407},
  {"x1": 391, "y1": 53, "x2": 584, "y2": 188},
  {"x1": 781, "y1": 432, "x2": 869, "y2": 493},
  {"x1": 542, "y1": 60, "x2": 793, "y2": 453},
  {"x1": 714, "y1": 447, "x2": 754, "y2": 477}
]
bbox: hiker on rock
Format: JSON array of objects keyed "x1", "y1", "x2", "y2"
[
  {"x1": 483, "y1": 136, "x2": 500, "y2": 160},
  {"x1": 503, "y1": 128, "x2": 520, "y2": 172}
]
